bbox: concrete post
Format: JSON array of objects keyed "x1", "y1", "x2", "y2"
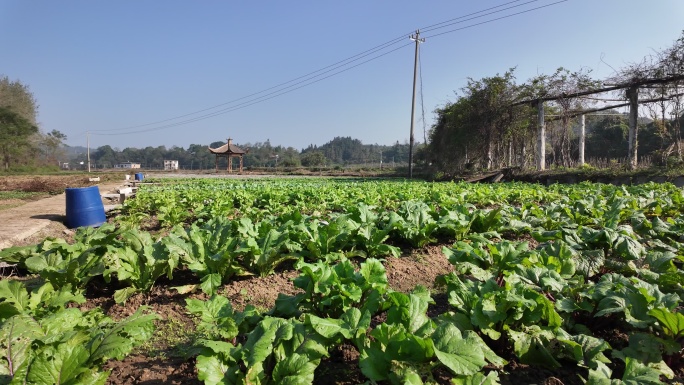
[
  {"x1": 627, "y1": 86, "x2": 639, "y2": 170},
  {"x1": 537, "y1": 100, "x2": 546, "y2": 170},
  {"x1": 579, "y1": 114, "x2": 586, "y2": 167}
]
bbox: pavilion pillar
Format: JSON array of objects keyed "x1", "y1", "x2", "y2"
[{"x1": 239, "y1": 156, "x2": 243, "y2": 172}]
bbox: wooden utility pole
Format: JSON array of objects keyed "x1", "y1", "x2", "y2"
[
  {"x1": 408, "y1": 30, "x2": 424, "y2": 179},
  {"x1": 627, "y1": 86, "x2": 639, "y2": 170},
  {"x1": 579, "y1": 114, "x2": 585, "y2": 166},
  {"x1": 536, "y1": 100, "x2": 545, "y2": 170}
]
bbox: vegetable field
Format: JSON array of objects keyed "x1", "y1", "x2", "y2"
[{"x1": 1, "y1": 177, "x2": 684, "y2": 384}]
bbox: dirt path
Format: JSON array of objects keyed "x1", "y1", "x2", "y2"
[{"x1": 0, "y1": 181, "x2": 124, "y2": 250}]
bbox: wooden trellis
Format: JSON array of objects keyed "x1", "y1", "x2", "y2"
[{"x1": 514, "y1": 74, "x2": 684, "y2": 171}]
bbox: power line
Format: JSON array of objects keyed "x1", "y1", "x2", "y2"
[
  {"x1": 420, "y1": 0, "x2": 544, "y2": 34},
  {"x1": 90, "y1": 36, "x2": 409, "y2": 133},
  {"x1": 91, "y1": 0, "x2": 570, "y2": 137},
  {"x1": 93, "y1": 42, "x2": 414, "y2": 136},
  {"x1": 95, "y1": 0, "x2": 534, "y2": 135},
  {"x1": 423, "y1": 0, "x2": 569, "y2": 39}
]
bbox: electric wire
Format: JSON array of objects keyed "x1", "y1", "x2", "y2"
[
  {"x1": 94, "y1": 42, "x2": 414, "y2": 136},
  {"x1": 91, "y1": 0, "x2": 570, "y2": 136},
  {"x1": 92, "y1": 0, "x2": 532, "y2": 134},
  {"x1": 420, "y1": 0, "x2": 543, "y2": 34},
  {"x1": 89, "y1": 35, "x2": 408, "y2": 133},
  {"x1": 423, "y1": 0, "x2": 568, "y2": 39}
]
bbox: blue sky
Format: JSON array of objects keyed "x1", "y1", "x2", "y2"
[{"x1": 1, "y1": 0, "x2": 682, "y2": 151}]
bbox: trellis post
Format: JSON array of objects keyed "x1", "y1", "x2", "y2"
[
  {"x1": 537, "y1": 100, "x2": 545, "y2": 171},
  {"x1": 579, "y1": 114, "x2": 586, "y2": 167},
  {"x1": 627, "y1": 86, "x2": 639, "y2": 170}
]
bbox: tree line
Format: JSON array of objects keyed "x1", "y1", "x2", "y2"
[
  {"x1": 4, "y1": 31, "x2": 682, "y2": 175},
  {"x1": 67, "y1": 137, "x2": 416, "y2": 171}
]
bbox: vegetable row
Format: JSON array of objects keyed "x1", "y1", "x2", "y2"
[{"x1": 1, "y1": 178, "x2": 684, "y2": 384}]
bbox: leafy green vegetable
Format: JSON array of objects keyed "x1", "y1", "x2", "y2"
[
  {"x1": 103, "y1": 228, "x2": 179, "y2": 303},
  {"x1": 274, "y1": 258, "x2": 388, "y2": 319},
  {"x1": 186, "y1": 295, "x2": 261, "y2": 340},
  {"x1": 235, "y1": 218, "x2": 300, "y2": 277},
  {"x1": 166, "y1": 218, "x2": 246, "y2": 295},
  {"x1": 0, "y1": 305, "x2": 158, "y2": 385},
  {"x1": 195, "y1": 316, "x2": 328, "y2": 385}
]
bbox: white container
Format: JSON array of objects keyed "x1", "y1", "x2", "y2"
[{"x1": 125, "y1": 175, "x2": 130, "y2": 181}]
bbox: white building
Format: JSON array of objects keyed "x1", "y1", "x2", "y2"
[
  {"x1": 164, "y1": 160, "x2": 179, "y2": 170},
  {"x1": 115, "y1": 162, "x2": 141, "y2": 169}
]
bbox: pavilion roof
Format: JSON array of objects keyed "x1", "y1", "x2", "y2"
[{"x1": 208, "y1": 139, "x2": 248, "y2": 155}]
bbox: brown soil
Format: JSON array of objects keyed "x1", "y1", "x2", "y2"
[
  {"x1": 219, "y1": 270, "x2": 302, "y2": 311},
  {"x1": 0, "y1": 173, "x2": 122, "y2": 194},
  {"x1": 90, "y1": 251, "x2": 457, "y2": 385},
  {"x1": 12, "y1": 220, "x2": 74, "y2": 247},
  {"x1": 0, "y1": 199, "x2": 30, "y2": 210},
  {"x1": 385, "y1": 245, "x2": 454, "y2": 292},
  {"x1": 0, "y1": 174, "x2": 125, "y2": 249}
]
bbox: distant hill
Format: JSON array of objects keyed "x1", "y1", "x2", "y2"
[
  {"x1": 63, "y1": 145, "x2": 87, "y2": 156},
  {"x1": 302, "y1": 136, "x2": 413, "y2": 165}
]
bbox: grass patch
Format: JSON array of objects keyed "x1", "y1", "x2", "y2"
[
  {"x1": 0, "y1": 191, "x2": 47, "y2": 200},
  {"x1": 134, "y1": 315, "x2": 204, "y2": 359},
  {"x1": 0, "y1": 203, "x2": 24, "y2": 211}
]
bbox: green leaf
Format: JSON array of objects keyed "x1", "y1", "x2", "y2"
[
  {"x1": 113, "y1": 287, "x2": 139, "y2": 305},
  {"x1": 40, "y1": 284, "x2": 86, "y2": 311},
  {"x1": 196, "y1": 355, "x2": 231, "y2": 385},
  {"x1": 450, "y1": 371, "x2": 501, "y2": 385},
  {"x1": 0, "y1": 314, "x2": 43, "y2": 378},
  {"x1": 388, "y1": 361, "x2": 425, "y2": 385},
  {"x1": 186, "y1": 295, "x2": 240, "y2": 340},
  {"x1": 26, "y1": 335, "x2": 92, "y2": 385},
  {"x1": 242, "y1": 317, "x2": 287, "y2": 367},
  {"x1": 613, "y1": 333, "x2": 667, "y2": 373},
  {"x1": 507, "y1": 326, "x2": 561, "y2": 369},
  {"x1": 0, "y1": 244, "x2": 36, "y2": 265},
  {"x1": 72, "y1": 368, "x2": 109, "y2": 385},
  {"x1": 305, "y1": 314, "x2": 348, "y2": 339},
  {"x1": 38, "y1": 308, "x2": 84, "y2": 344},
  {"x1": 559, "y1": 334, "x2": 611, "y2": 370},
  {"x1": 0, "y1": 280, "x2": 29, "y2": 313},
  {"x1": 199, "y1": 273, "x2": 223, "y2": 296},
  {"x1": 88, "y1": 307, "x2": 159, "y2": 363},
  {"x1": 620, "y1": 356, "x2": 664, "y2": 385},
  {"x1": 386, "y1": 287, "x2": 433, "y2": 335},
  {"x1": 433, "y1": 323, "x2": 486, "y2": 376},
  {"x1": 463, "y1": 331, "x2": 507, "y2": 367},
  {"x1": 648, "y1": 307, "x2": 684, "y2": 339},
  {"x1": 271, "y1": 353, "x2": 318, "y2": 385},
  {"x1": 359, "y1": 345, "x2": 390, "y2": 381},
  {"x1": 272, "y1": 293, "x2": 305, "y2": 318},
  {"x1": 359, "y1": 258, "x2": 388, "y2": 289},
  {"x1": 0, "y1": 303, "x2": 20, "y2": 323}
]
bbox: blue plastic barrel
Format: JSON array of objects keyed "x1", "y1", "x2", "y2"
[
  {"x1": 65, "y1": 186, "x2": 106, "y2": 228},
  {"x1": 134, "y1": 172, "x2": 144, "y2": 181}
]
